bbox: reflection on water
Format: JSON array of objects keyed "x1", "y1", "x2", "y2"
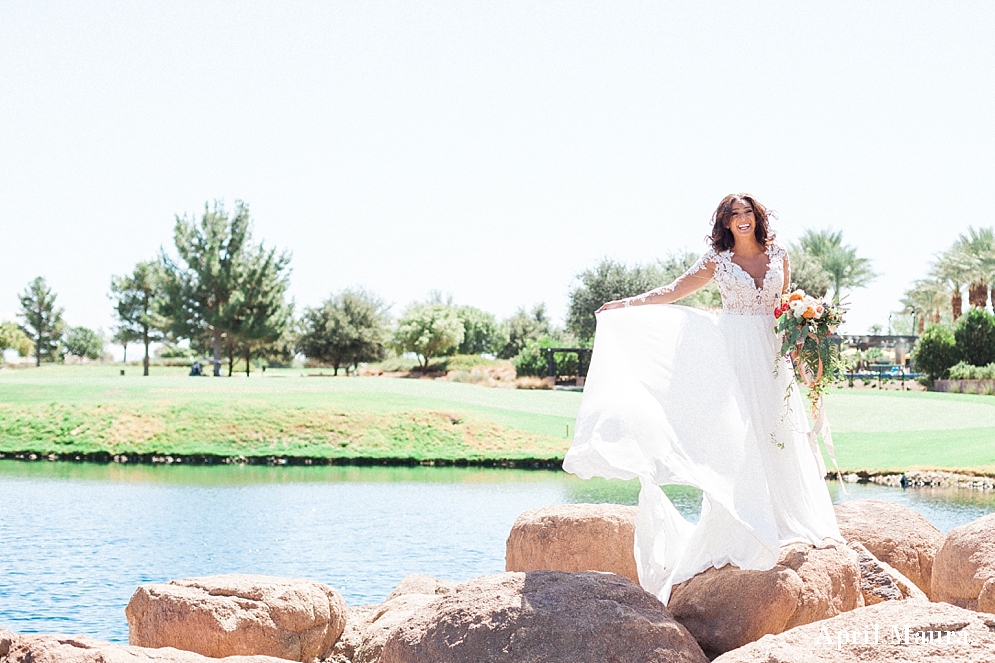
[
  {"x1": 829, "y1": 480, "x2": 995, "y2": 534},
  {"x1": 0, "y1": 460, "x2": 992, "y2": 643}
]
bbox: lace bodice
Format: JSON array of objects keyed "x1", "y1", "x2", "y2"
[{"x1": 696, "y1": 243, "x2": 787, "y2": 316}]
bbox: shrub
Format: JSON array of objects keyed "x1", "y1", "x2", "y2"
[
  {"x1": 62, "y1": 326, "x2": 104, "y2": 361},
  {"x1": 954, "y1": 308, "x2": 995, "y2": 367},
  {"x1": 912, "y1": 324, "x2": 958, "y2": 380},
  {"x1": 948, "y1": 361, "x2": 995, "y2": 380},
  {"x1": 444, "y1": 354, "x2": 494, "y2": 372},
  {"x1": 158, "y1": 345, "x2": 195, "y2": 359},
  {"x1": 375, "y1": 355, "x2": 421, "y2": 373},
  {"x1": 513, "y1": 337, "x2": 584, "y2": 378}
]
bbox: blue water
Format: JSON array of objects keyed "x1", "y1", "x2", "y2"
[{"x1": 0, "y1": 460, "x2": 992, "y2": 643}]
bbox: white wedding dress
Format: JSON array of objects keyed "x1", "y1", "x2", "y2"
[{"x1": 563, "y1": 243, "x2": 842, "y2": 604}]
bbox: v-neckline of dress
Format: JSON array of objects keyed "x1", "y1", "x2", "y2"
[{"x1": 724, "y1": 249, "x2": 771, "y2": 292}]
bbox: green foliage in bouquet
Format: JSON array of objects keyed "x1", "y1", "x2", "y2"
[{"x1": 774, "y1": 291, "x2": 846, "y2": 412}]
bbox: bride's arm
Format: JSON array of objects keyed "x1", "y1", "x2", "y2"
[
  {"x1": 597, "y1": 261, "x2": 716, "y2": 312},
  {"x1": 781, "y1": 254, "x2": 791, "y2": 295}
]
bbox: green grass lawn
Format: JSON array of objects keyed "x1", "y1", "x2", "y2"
[
  {"x1": 1, "y1": 365, "x2": 993, "y2": 473},
  {"x1": 0, "y1": 364, "x2": 580, "y2": 462},
  {"x1": 825, "y1": 388, "x2": 995, "y2": 474}
]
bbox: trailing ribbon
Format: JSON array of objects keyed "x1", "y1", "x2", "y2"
[{"x1": 796, "y1": 351, "x2": 847, "y2": 494}]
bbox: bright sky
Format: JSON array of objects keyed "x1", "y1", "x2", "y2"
[{"x1": 2, "y1": 1, "x2": 993, "y2": 351}]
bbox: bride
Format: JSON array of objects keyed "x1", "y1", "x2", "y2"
[{"x1": 563, "y1": 193, "x2": 842, "y2": 604}]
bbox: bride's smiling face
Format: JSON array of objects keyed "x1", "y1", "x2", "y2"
[{"x1": 726, "y1": 200, "x2": 756, "y2": 239}]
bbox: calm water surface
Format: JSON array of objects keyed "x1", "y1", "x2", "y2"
[{"x1": 1, "y1": 460, "x2": 993, "y2": 642}]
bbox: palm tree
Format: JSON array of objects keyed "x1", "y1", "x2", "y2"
[
  {"x1": 900, "y1": 279, "x2": 950, "y2": 334},
  {"x1": 950, "y1": 227, "x2": 995, "y2": 310},
  {"x1": 797, "y1": 229, "x2": 876, "y2": 303},
  {"x1": 930, "y1": 250, "x2": 967, "y2": 322}
]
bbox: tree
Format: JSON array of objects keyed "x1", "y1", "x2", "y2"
[
  {"x1": 0, "y1": 321, "x2": 33, "y2": 359},
  {"x1": 455, "y1": 306, "x2": 508, "y2": 356},
  {"x1": 296, "y1": 289, "x2": 390, "y2": 375},
  {"x1": 499, "y1": 304, "x2": 553, "y2": 359},
  {"x1": 787, "y1": 245, "x2": 832, "y2": 298},
  {"x1": 111, "y1": 327, "x2": 141, "y2": 363},
  {"x1": 63, "y1": 326, "x2": 104, "y2": 361},
  {"x1": 900, "y1": 279, "x2": 950, "y2": 334},
  {"x1": 110, "y1": 260, "x2": 166, "y2": 376},
  {"x1": 393, "y1": 301, "x2": 465, "y2": 369},
  {"x1": 912, "y1": 325, "x2": 958, "y2": 380},
  {"x1": 929, "y1": 252, "x2": 966, "y2": 322},
  {"x1": 797, "y1": 229, "x2": 876, "y2": 303},
  {"x1": 567, "y1": 259, "x2": 663, "y2": 342},
  {"x1": 953, "y1": 308, "x2": 995, "y2": 367},
  {"x1": 18, "y1": 277, "x2": 65, "y2": 366},
  {"x1": 159, "y1": 200, "x2": 290, "y2": 377},
  {"x1": 951, "y1": 227, "x2": 995, "y2": 310},
  {"x1": 223, "y1": 244, "x2": 293, "y2": 376}
]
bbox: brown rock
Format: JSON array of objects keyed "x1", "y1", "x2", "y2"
[
  {"x1": 712, "y1": 599, "x2": 995, "y2": 662},
  {"x1": 384, "y1": 574, "x2": 457, "y2": 602},
  {"x1": 326, "y1": 575, "x2": 457, "y2": 663},
  {"x1": 668, "y1": 541, "x2": 863, "y2": 657},
  {"x1": 834, "y1": 499, "x2": 942, "y2": 598},
  {"x1": 849, "y1": 541, "x2": 927, "y2": 605},
  {"x1": 979, "y1": 577, "x2": 995, "y2": 614},
  {"x1": 932, "y1": 513, "x2": 995, "y2": 612},
  {"x1": 323, "y1": 605, "x2": 379, "y2": 663},
  {"x1": 1, "y1": 627, "x2": 16, "y2": 657},
  {"x1": 5, "y1": 633, "x2": 287, "y2": 663},
  {"x1": 380, "y1": 570, "x2": 708, "y2": 663},
  {"x1": 354, "y1": 594, "x2": 439, "y2": 663},
  {"x1": 125, "y1": 574, "x2": 346, "y2": 662},
  {"x1": 505, "y1": 503, "x2": 639, "y2": 583}
]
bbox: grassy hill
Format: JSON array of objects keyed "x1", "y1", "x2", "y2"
[{"x1": 1, "y1": 365, "x2": 993, "y2": 473}]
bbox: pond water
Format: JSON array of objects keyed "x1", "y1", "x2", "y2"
[{"x1": 1, "y1": 460, "x2": 994, "y2": 643}]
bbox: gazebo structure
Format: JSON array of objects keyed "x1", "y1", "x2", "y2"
[{"x1": 841, "y1": 334, "x2": 919, "y2": 367}]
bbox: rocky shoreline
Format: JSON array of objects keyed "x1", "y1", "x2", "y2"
[
  {"x1": 0, "y1": 451, "x2": 563, "y2": 470},
  {"x1": 1, "y1": 451, "x2": 993, "y2": 486},
  {"x1": 2, "y1": 500, "x2": 995, "y2": 662}
]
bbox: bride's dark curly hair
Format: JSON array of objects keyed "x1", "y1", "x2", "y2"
[{"x1": 709, "y1": 193, "x2": 776, "y2": 252}]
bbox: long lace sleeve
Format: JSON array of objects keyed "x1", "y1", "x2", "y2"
[
  {"x1": 769, "y1": 243, "x2": 790, "y2": 294},
  {"x1": 624, "y1": 249, "x2": 717, "y2": 307}
]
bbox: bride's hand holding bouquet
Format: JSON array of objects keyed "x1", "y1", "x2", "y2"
[{"x1": 774, "y1": 290, "x2": 846, "y2": 416}]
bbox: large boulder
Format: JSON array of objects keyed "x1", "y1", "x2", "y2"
[
  {"x1": 353, "y1": 595, "x2": 439, "y2": 663},
  {"x1": 505, "y1": 503, "x2": 639, "y2": 583},
  {"x1": 323, "y1": 605, "x2": 380, "y2": 663},
  {"x1": 381, "y1": 571, "x2": 708, "y2": 663},
  {"x1": 668, "y1": 541, "x2": 863, "y2": 657},
  {"x1": 125, "y1": 574, "x2": 346, "y2": 662},
  {"x1": 712, "y1": 599, "x2": 995, "y2": 662},
  {"x1": 834, "y1": 499, "x2": 943, "y2": 598},
  {"x1": 932, "y1": 512, "x2": 995, "y2": 612},
  {"x1": 326, "y1": 575, "x2": 455, "y2": 663},
  {"x1": 384, "y1": 574, "x2": 457, "y2": 602},
  {"x1": 4, "y1": 633, "x2": 288, "y2": 663}
]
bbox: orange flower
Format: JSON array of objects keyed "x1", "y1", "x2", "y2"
[
  {"x1": 802, "y1": 307, "x2": 816, "y2": 319},
  {"x1": 788, "y1": 291, "x2": 805, "y2": 303}
]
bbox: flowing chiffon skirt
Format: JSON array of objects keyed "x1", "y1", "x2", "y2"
[{"x1": 562, "y1": 305, "x2": 841, "y2": 604}]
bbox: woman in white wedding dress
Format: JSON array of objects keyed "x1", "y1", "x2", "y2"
[{"x1": 562, "y1": 193, "x2": 842, "y2": 604}]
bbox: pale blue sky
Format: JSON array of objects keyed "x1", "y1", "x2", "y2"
[{"x1": 2, "y1": 1, "x2": 993, "y2": 350}]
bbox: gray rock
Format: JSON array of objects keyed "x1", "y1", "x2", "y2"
[{"x1": 380, "y1": 571, "x2": 707, "y2": 663}]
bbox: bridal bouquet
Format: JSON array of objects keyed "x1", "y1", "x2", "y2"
[{"x1": 774, "y1": 290, "x2": 846, "y2": 413}]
